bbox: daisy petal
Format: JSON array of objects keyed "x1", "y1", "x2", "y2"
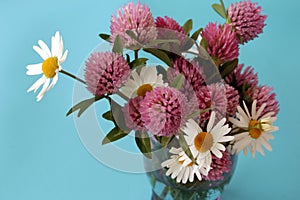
[
  {"x1": 26, "y1": 64, "x2": 43, "y2": 75},
  {"x1": 60, "y1": 49, "x2": 68, "y2": 63},
  {"x1": 207, "y1": 112, "x2": 216, "y2": 132},
  {"x1": 36, "y1": 78, "x2": 50, "y2": 101},
  {"x1": 38, "y1": 40, "x2": 51, "y2": 57},
  {"x1": 27, "y1": 76, "x2": 46, "y2": 93},
  {"x1": 47, "y1": 74, "x2": 59, "y2": 91},
  {"x1": 211, "y1": 148, "x2": 222, "y2": 158},
  {"x1": 182, "y1": 167, "x2": 189, "y2": 184},
  {"x1": 33, "y1": 45, "x2": 48, "y2": 60}
]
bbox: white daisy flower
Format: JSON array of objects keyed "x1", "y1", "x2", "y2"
[
  {"x1": 181, "y1": 112, "x2": 234, "y2": 172},
  {"x1": 229, "y1": 100, "x2": 279, "y2": 158},
  {"x1": 120, "y1": 66, "x2": 167, "y2": 98},
  {"x1": 161, "y1": 147, "x2": 208, "y2": 184},
  {"x1": 26, "y1": 31, "x2": 68, "y2": 101}
]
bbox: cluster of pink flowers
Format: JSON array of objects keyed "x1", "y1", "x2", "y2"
[
  {"x1": 79, "y1": 0, "x2": 278, "y2": 184},
  {"x1": 25, "y1": 0, "x2": 280, "y2": 196}
]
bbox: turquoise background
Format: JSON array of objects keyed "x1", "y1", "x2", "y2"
[{"x1": 0, "y1": 0, "x2": 298, "y2": 199}]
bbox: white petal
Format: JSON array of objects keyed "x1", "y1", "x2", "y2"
[
  {"x1": 139, "y1": 67, "x2": 146, "y2": 79},
  {"x1": 182, "y1": 167, "x2": 189, "y2": 184},
  {"x1": 189, "y1": 167, "x2": 195, "y2": 182},
  {"x1": 256, "y1": 103, "x2": 267, "y2": 119},
  {"x1": 237, "y1": 105, "x2": 250, "y2": 122},
  {"x1": 214, "y1": 143, "x2": 226, "y2": 151},
  {"x1": 171, "y1": 166, "x2": 181, "y2": 179},
  {"x1": 243, "y1": 101, "x2": 251, "y2": 119},
  {"x1": 260, "y1": 112, "x2": 275, "y2": 120},
  {"x1": 33, "y1": 45, "x2": 48, "y2": 60},
  {"x1": 255, "y1": 139, "x2": 265, "y2": 156},
  {"x1": 233, "y1": 131, "x2": 249, "y2": 141},
  {"x1": 26, "y1": 63, "x2": 43, "y2": 75},
  {"x1": 263, "y1": 132, "x2": 275, "y2": 140},
  {"x1": 207, "y1": 112, "x2": 216, "y2": 132},
  {"x1": 58, "y1": 35, "x2": 64, "y2": 59},
  {"x1": 27, "y1": 76, "x2": 46, "y2": 93},
  {"x1": 251, "y1": 100, "x2": 257, "y2": 118},
  {"x1": 169, "y1": 147, "x2": 182, "y2": 154},
  {"x1": 260, "y1": 135, "x2": 273, "y2": 152},
  {"x1": 229, "y1": 117, "x2": 247, "y2": 128},
  {"x1": 51, "y1": 31, "x2": 60, "y2": 57},
  {"x1": 195, "y1": 170, "x2": 202, "y2": 181},
  {"x1": 210, "y1": 118, "x2": 226, "y2": 135},
  {"x1": 59, "y1": 49, "x2": 68, "y2": 63},
  {"x1": 203, "y1": 153, "x2": 212, "y2": 170},
  {"x1": 36, "y1": 78, "x2": 50, "y2": 101},
  {"x1": 38, "y1": 40, "x2": 51, "y2": 57},
  {"x1": 233, "y1": 136, "x2": 252, "y2": 152},
  {"x1": 211, "y1": 148, "x2": 222, "y2": 158},
  {"x1": 47, "y1": 74, "x2": 59, "y2": 91},
  {"x1": 131, "y1": 70, "x2": 142, "y2": 86},
  {"x1": 161, "y1": 159, "x2": 174, "y2": 168},
  {"x1": 143, "y1": 67, "x2": 157, "y2": 83},
  {"x1": 243, "y1": 148, "x2": 248, "y2": 156},
  {"x1": 218, "y1": 135, "x2": 234, "y2": 143},
  {"x1": 249, "y1": 142, "x2": 256, "y2": 158},
  {"x1": 176, "y1": 167, "x2": 185, "y2": 183}
]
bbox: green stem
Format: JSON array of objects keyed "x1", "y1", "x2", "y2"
[
  {"x1": 60, "y1": 69, "x2": 86, "y2": 85},
  {"x1": 134, "y1": 49, "x2": 139, "y2": 60},
  {"x1": 160, "y1": 186, "x2": 170, "y2": 199},
  {"x1": 187, "y1": 107, "x2": 214, "y2": 119}
]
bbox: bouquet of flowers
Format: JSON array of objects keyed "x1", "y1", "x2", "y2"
[{"x1": 26, "y1": 0, "x2": 279, "y2": 199}]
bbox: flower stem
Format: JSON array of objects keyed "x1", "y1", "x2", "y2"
[
  {"x1": 116, "y1": 90, "x2": 129, "y2": 101},
  {"x1": 134, "y1": 49, "x2": 139, "y2": 60},
  {"x1": 60, "y1": 69, "x2": 86, "y2": 85}
]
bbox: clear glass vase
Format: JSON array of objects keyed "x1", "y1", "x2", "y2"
[{"x1": 144, "y1": 137, "x2": 238, "y2": 200}]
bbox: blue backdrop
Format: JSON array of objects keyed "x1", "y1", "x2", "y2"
[{"x1": 0, "y1": 0, "x2": 298, "y2": 199}]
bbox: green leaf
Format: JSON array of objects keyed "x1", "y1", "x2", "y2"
[
  {"x1": 178, "y1": 131, "x2": 195, "y2": 163},
  {"x1": 171, "y1": 74, "x2": 184, "y2": 90},
  {"x1": 145, "y1": 39, "x2": 180, "y2": 48},
  {"x1": 102, "y1": 110, "x2": 113, "y2": 121},
  {"x1": 129, "y1": 58, "x2": 148, "y2": 69},
  {"x1": 112, "y1": 35, "x2": 123, "y2": 54},
  {"x1": 143, "y1": 48, "x2": 172, "y2": 66},
  {"x1": 191, "y1": 28, "x2": 203, "y2": 41},
  {"x1": 102, "y1": 127, "x2": 129, "y2": 145},
  {"x1": 160, "y1": 136, "x2": 174, "y2": 148},
  {"x1": 135, "y1": 131, "x2": 152, "y2": 159},
  {"x1": 126, "y1": 30, "x2": 138, "y2": 41},
  {"x1": 212, "y1": 3, "x2": 227, "y2": 19},
  {"x1": 220, "y1": 59, "x2": 238, "y2": 78},
  {"x1": 182, "y1": 19, "x2": 193, "y2": 35},
  {"x1": 200, "y1": 38, "x2": 209, "y2": 50},
  {"x1": 99, "y1": 33, "x2": 111, "y2": 42},
  {"x1": 66, "y1": 96, "x2": 104, "y2": 117}
]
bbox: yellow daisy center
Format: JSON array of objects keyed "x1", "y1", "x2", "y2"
[
  {"x1": 136, "y1": 84, "x2": 153, "y2": 97},
  {"x1": 194, "y1": 132, "x2": 214, "y2": 153},
  {"x1": 42, "y1": 57, "x2": 59, "y2": 78},
  {"x1": 248, "y1": 120, "x2": 262, "y2": 139}
]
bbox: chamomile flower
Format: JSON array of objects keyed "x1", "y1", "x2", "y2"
[
  {"x1": 26, "y1": 31, "x2": 68, "y2": 101},
  {"x1": 161, "y1": 147, "x2": 208, "y2": 184},
  {"x1": 181, "y1": 112, "x2": 234, "y2": 172},
  {"x1": 229, "y1": 100, "x2": 278, "y2": 157},
  {"x1": 121, "y1": 66, "x2": 167, "y2": 98}
]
